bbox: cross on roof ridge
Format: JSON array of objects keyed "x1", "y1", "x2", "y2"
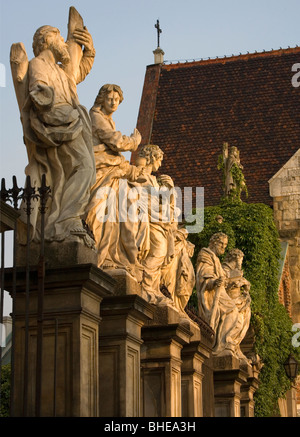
[{"x1": 155, "y1": 19, "x2": 162, "y2": 48}]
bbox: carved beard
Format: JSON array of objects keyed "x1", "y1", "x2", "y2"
[{"x1": 49, "y1": 41, "x2": 70, "y2": 65}]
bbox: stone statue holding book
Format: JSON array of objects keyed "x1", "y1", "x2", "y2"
[
  {"x1": 196, "y1": 233, "x2": 251, "y2": 363},
  {"x1": 10, "y1": 7, "x2": 96, "y2": 246}
]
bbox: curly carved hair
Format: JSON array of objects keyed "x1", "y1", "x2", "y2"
[
  {"x1": 32, "y1": 26, "x2": 59, "y2": 57},
  {"x1": 138, "y1": 144, "x2": 164, "y2": 165},
  {"x1": 94, "y1": 84, "x2": 124, "y2": 106},
  {"x1": 224, "y1": 248, "x2": 244, "y2": 262},
  {"x1": 209, "y1": 232, "x2": 228, "y2": 247}
]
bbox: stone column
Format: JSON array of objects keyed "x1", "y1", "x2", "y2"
[
  {"x1": 213, "y1": 355, "x2": 249, "y2": 417},
  {"x1": 140, "y1": 305, "x2": 192, "y2": 417},
  {"x1": 180, "y1": 321, "x2": 212, "y2": 417},
  {"x1": 98, "y1": 293, "x2": 154, "y2": 417},
  {"x1": 6, "y1": 260, "x2": 115, "y2": 417},
  {"x1": 240, "y1": 368, "x2": 259, "y2": 417}
]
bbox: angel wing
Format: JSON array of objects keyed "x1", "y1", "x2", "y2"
[{"x1": 10, "y1": 42, "x2": 29, "y2": 113}]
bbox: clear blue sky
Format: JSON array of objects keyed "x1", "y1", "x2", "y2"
[
  {"x1": 1, "y1": 0, "x2": 300, "y2": 313},
  {"x1": 1, "y1": 0, "x2": 300, "y2": 182}
]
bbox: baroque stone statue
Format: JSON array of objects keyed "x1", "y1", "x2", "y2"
[
  {"x1": 196, "y1": 233, "x2": 251, "y2": 363},
  {"x1": 161, "y1": 225, "x2": 195, "y2": 312},
  {"x1": 86, "y1": 135, "x2": 195, "y2": 311},
  {"x1": 222, "y1": 248, "x2": 251, "y2": 361},
  {"x1": 136, "y1": 144, "x2": 195, "y2": 309},
  {"x1": 10, "y1": 7, "x2": 96, "y2": 246},
  {"x1": 218, "y1": 142, "x2": 247, "y2": 200},
  {"x1": 85, "y1": 83, "x2": 143, "y2": 278},
  {"x1": 135, "y1": 144, "x2": 176, "y2": 304}
]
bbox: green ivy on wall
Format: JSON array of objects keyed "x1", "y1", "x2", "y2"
[
  {"x1": 217, "y1": 146, "x2": 248, "y2": 201},
  {"x1": 188, "y1": 200, "x2": 299, "y2": 417},
  {"x1": 0, "y1": 364, "x2": 11, "y2": 417}
]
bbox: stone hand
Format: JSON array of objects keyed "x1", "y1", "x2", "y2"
[
  {"x1": 131, "y1": 128, "x2": 142, "y2": 145},
  {"x1": 73, "y1": 27, "x2": 94, "y2": 52},
  {"x1": 158, "y1": 174, "x2": 174, "y2": 188},
  {"x1": 30, "y1": 84, "x2": 54, "y2": 111},
  {"x1": 214, "y1": 276, "x2": 225, "y2": 288}
]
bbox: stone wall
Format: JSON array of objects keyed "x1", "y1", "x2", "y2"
[{"x1": 269, "y1": 149, "x2": 300, "y2": 323}]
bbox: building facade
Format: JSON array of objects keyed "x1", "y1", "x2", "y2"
[{"x1": 133, "y1": 46, "x2": 300, "y2": 415}]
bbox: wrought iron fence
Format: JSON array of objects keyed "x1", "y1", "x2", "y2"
[{"x1": 0, "y1": 174, "x2": 53, "y2": 417}]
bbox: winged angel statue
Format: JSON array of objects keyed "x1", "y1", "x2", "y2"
[{"x1": 10, "y1": 7, "x2": 96, "y2": 246}]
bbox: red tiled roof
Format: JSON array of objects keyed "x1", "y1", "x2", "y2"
[{"x1": 133, "y1": 48, "x2": 300, "y2": 206}]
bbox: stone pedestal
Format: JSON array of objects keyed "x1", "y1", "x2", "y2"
[
  {"x1": 140, "y1": 305, "x2": 192, "y2": 417},
  {"x1": 213, "y1": 355, "x2": 249, "y2": 417},
  {"x1": 15, "y1": 239, "x2": 98, "y2": 268},
  {"x1": 6, "y1": 260, "x2": 115, "y2": 417},
  {"x1": 285, "y1": 386, "x2": 298, "y2": 417},
  {"x1": 181, "y1": 321, "x2": 212, "y2": 417},
  {"x1": 153, "y1": 47, "x2": 165, "y2": 64},
  {"x1": 98, "y1": 294, "x2": 154, "y2": 417},
  {"x1": 202, "y1": 356, "x2": 215, "y2": 417},
  {"x1": 240, "y1": 365, "x2": 260, "y2": 417}
]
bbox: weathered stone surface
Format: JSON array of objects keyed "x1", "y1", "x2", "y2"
[
  {"x1": 99, "y1": 294, "x2": 154, "y2": 417},
  {"x1": 10, "y1": 7, "x2": 96, "y2": 246},
  {"x1": 0, "y1": 200, "x2": 20, "y2": 232},
  {"x1": 104, "y1": 268, "x2": 142, "y2": 296},
  {"x1": 196, "y1": 233, "x2": 251, "y2": 364},
  {"x1": 5, "y1": 263, "x2": 114, "y2": 417},
  {"x1": 213, "y1": 355, "x2": 251, "y2": 417},
  {"x1": 269, "y1": 149, "x2": 300, "y2": 322},
  {"x1": 15, "y1": 240, "x2": 98, "y2": 268}
]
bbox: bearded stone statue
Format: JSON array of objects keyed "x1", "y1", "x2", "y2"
[
  {"x1": 196, "y1": 233, "x2": 251, "y2": 363},
  {"x1": 10, "y1": 7, "x2": 96, "y2": 246}
]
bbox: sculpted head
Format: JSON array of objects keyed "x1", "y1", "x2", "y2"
[
  {"x1": 138, "y1": 144, "x2": 164, "y2": 172},
  {"x1": 229, "y1": 146, "x2": 240, "y2": 161},
  {"x1": 209, "y1": 232, "x2": 228, "y2": 257},
  {"x1": 32, "y1": 25, "x2": 70, "y2": 64},
  {"x1": 224, "y1": 248, "x2": 244, "y2": 269},
  {"x1": 94, "y1": 84, "x2": 124, "y2": 116}
]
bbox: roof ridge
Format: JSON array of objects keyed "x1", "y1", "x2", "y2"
[{"x1": 163, "y1": 45, "x2": 300, "y2": 67}]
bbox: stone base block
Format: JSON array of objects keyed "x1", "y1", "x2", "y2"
[
  {"x1": 141, "y1": 316, "x2": 193, "y2": 417},
  {"x1": 104, "y1": 268, "x2": 142, "y2": 296},
  {"x1": 15, "y1": 240, "x2": 98, "y2": 269},
  {"x1": 99, "y1": 294, "x2": 155, "y2": 417},
  {"x1": 213, "y1": 354, "x2": 251, "y2": 417},
  {"x1": 5, "y1": 263, "x2": 114, "y2": 417}
]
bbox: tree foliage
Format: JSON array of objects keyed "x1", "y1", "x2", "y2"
[
  {"x1": 0, "y1": 364, "x2": 11, "y2": 417},
  {"x1": 188, "y1": 200, "x2": 299, "y2": 417}
]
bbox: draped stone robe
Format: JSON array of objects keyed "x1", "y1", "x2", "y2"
[
  {"x1": 17, "y1": 43, "x2": 96, "y2": 243},
  {"x1": 196, "y1": 247, "x2": 242, "y2": 356},
  {"x1": 85, "y1": 107, "x2": 142, "y2": 276}
]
